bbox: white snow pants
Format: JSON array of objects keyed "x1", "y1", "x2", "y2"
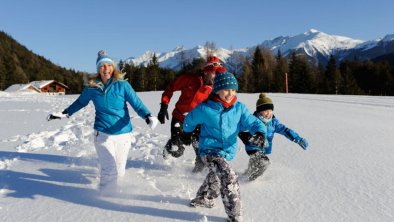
[{"x1": 94, "y1": 131, "x2": 133, "y2": 192}]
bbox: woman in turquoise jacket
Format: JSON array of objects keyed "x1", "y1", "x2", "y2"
[
  {"x1": 239, "y1": 93, "x2": 308, "y2": 181},
  {"x1": 47, "y1": 50, "x2": 158, "y2": 195},
  {"x1": 182, "y1": 71, "x2": 266, "y2": 222}
]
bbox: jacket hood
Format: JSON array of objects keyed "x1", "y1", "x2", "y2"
[{"x1": 83, "y1": 71, "x2": 126, "y2": 88}]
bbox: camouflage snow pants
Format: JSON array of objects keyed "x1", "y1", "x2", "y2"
[{"x1": 195, "y1": 155, "x2": 242, "y2": 218}]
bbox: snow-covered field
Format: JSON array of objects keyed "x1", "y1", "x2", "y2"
[{"x1": 0, "y1": 91, "x2": 393, "y2": 222}]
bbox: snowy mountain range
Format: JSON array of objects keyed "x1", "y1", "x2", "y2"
[{"x1": 124, "y1": 29, "x2": 394, "y2": 70}]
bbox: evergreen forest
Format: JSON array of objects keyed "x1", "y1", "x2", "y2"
[{"x1": 1, "y1": 31, "x2": 393, "y2": 96}]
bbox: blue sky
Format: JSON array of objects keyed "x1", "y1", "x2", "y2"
[{"x1": 1, "y1": 0, "x2": 393, "y2": 73}]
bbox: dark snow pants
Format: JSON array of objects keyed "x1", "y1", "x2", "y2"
[{"x1": 195, "y1": 154, "x2": 242, "y2": 218}]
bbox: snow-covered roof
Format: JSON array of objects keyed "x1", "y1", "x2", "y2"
[
  {"x1": 30, "y1": 80, "x2": 69, "y2": 89},
  {"x1": 4, "y1": 80, "x2": 69, "y2": 93},
  {"x1": 4, "y1": 84, "x2": 39, "y2": 93},
  {"x1": 30, "y1": 80, "x2": 56, "y2": 89}
]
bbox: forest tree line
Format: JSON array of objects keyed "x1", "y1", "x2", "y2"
[
  {"x1": 235, "y1": 46, "x2": 394, "y2": 95},
  {"x1": 122, "y1": 46, "x2": 394, "y2": 96},
  {"x1": 1, "y1": 31, "x2": 394, "y2": 96}
]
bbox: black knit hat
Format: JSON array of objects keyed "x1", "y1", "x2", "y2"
[{"x1": 256, "y1": 93, "x2": 274, "y2": 112}]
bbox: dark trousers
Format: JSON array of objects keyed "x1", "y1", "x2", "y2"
[{"x1": 195, "y1": 155, "x2": 242, "y2": 218}]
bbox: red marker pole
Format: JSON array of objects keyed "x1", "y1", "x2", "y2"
[{"x1": 285, "y1": 72, "x2": 288, "y2": 94}]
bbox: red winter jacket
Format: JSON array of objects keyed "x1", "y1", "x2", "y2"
[{"x1": 161, "y1": 72, "x2": 213, "y2": 122}]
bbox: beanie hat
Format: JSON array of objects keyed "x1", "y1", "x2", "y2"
[
  {"x1": 212, "y1": 71, "x2": 238, "y2": 94},
  {"x1": 256, "y1": 93, "x2": 274, "y2": 112},
  {"x1": 207, "y1": 55, "x2": 219, "y2": 64},
  {"x1": 203, "y1": 55, "x2": 222, "y2": 73},
  {"x1": 96, "y1": 50, "x2": 115, "y2": 72},
  {"x1": 215, "y1": 66, "x2": 227, "y2": 74}
]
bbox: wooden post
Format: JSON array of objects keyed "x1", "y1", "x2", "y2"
[{"x1": 285, "y1": 72, "x2": 288, "y2": 94}]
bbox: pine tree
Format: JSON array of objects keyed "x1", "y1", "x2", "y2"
[
  {"x1": 260, "y1": 47, "x2": 276, "y2": 92},
  {"x1": 315, "y1": 62, "x2": 327, "y2": 94},
  {"x1": 147, "y1": 53, "x2": 160, "y2": 91},
  {"x1": 179, "y1": 58, "x2": 205, "y2": 74},
  {"x1": 7, "y1": 54, "x2": 29, "y2": 85},
  {"x1": 325, "y1": 55, "x2": 342, "y2": 94},
  {"x1": 272, "y1": 50, "x2": 287, "y2": 92},
  {"x1": 238, "y1": 58, "x2": 252, "y2": 92},
  {"x1": 137, "y1": 66, "x2": 147, "y2": 91},
  {"x1": 251, "y1": 47, "x2": 265, "y2": 92},
  {"x1": 339, "y1": 60, "x2": 362, "y2": 95},
  {"x1": 159, "y1": 68, "x2": 176, "y2": 90},
  {"x1": 123, "y1": 63, "x2": 137, "y2": 87},
  {"x1": 355, "y1": 60, "x2": 375, "y2": 95},
  {"x1": 288, "y1": 52, "x2": 313, "y2": 93},
  {"x1": 348, "y1": 58, "x2": 365, "y2": 93},
  {"x1": 376, "y1": 61, "x2": 393, "y2": 95}
]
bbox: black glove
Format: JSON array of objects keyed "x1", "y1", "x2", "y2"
[
  {"x1": 180, "y1": 132, "x2": 193, "y2": 146},
  {"x1": 238, "y1": 132, "x2": 252, "y2": 144},
  {"x1": 158, "y1": 103, "x2": 169, "y2": 124},
  {"x1": 47, "y1": 110, "x2": 68, "y2": 121},
  {"x1": 249, "y1": 132, "x2": 265, "y2": 148}
]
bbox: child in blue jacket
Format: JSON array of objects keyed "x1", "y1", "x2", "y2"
[
  {"x1": 239, "y1": 93, "x2": 308, "y2": 181},
  {"x1": 182, "y1": 72, "x2": 266, "y2": 222}
]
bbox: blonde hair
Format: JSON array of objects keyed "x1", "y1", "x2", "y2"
[{"x1": 84, "y1": 64, "x2": 125, "y2": 87}]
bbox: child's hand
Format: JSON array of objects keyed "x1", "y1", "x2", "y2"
[
  {"x1": 180, "y1": 132, "x2": 192, "y2": 145},
  {"x1": 298, "y1": 138, "x2": 308, "y2": 150},
  {"x1": 250, "y1": 132, "x2": 265, "y2": 148},
  {"x1": 238, "y1": 132, "x2": 251, "y2": 144}
]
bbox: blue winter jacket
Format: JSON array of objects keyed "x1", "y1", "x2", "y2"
[
  {"x1": 183, "y1": 99, "x2": 267, "y2": 160},
  {"x1": 244, "y1": 112, "x2": 302, "y2": 154},
  {"x1": 65, "y1": 78, "x2": 150, "y2": 135}
]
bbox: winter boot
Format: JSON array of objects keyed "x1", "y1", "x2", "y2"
[
  {"x1": 248, "y1": 152, "x2": 271, "y2": 181},
  {"x1": 192, "y1": 155, "x2": 205, "y2": 173},
  {"x1": 191, "y1": 140, "x2": 205, "y2": 173},
  {"x1": 242, "y1": 160, "x2": 252, "y2": 176},
  {"x1": 162, "y1": 140, "x2": 172, "y2": 160},
  {"x1": 189, "y1": 196, "x2": 215, "y2": 208}
]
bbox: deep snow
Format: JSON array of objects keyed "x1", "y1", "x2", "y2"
[{"x1": 1, "y1": 92, "x2": 393, "y2": 222}]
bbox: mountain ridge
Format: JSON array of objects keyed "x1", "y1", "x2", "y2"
[{"x1": 124, "y1": 29, "x2": 394, "y2": 69}]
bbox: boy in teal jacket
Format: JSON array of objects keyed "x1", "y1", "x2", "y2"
[{"x1": 182, "y1": 71, "x2": 266, "y2": 222}]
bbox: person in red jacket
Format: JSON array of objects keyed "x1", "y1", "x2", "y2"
[{"x1": 158, "y1": 55, "x2": 224, "y2": 172}]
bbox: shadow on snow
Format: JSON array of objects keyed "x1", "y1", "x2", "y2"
[{"x1": 0, "y1": 151, "x2": 222, "y2": 221}]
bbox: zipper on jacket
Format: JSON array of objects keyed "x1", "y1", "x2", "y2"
[
  {"x1": 219, "y1": 108, "x2": 225, "y2": 145},
  {"x1": 103, "y1": 78, "x2": 116, "y2": 108}
]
